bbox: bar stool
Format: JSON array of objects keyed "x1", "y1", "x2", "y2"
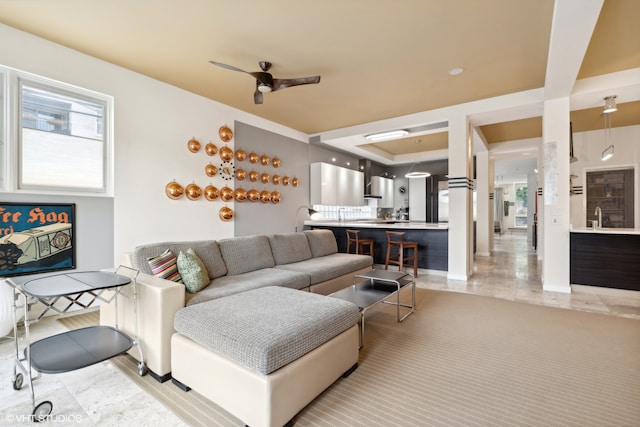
[
  {"x1": 384, "y1": 231, "x2": 418, "y2": 277},
  {"x1": 346, "y1": 229, "x2": 374, "y2": 256}
]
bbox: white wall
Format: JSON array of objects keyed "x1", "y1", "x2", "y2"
[
  {"x1": 0, "y1": 24, "x2": 308, "y2": 262},
  {"x1": 570, "y1": 125, "x2": 640, "y2": 228}
]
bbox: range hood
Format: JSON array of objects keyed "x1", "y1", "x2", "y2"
[{"x1": 359, "y1": 159, "x2": 382, "y2": 198}]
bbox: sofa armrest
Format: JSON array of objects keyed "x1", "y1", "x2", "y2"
[{"x1": 100, "y1": 270, "x2": 185, "y2": 381}]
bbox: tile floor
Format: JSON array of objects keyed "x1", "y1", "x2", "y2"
[
  {"x1": 409, "y1": 232, "x2": 640, "y2": 320},
  {"x1": 0, "y1": 232, "x2": 638, "y2": 426}
]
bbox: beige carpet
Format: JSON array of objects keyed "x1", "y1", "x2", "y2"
[{"x1": 60, "y1": 289, "x2": 640, "y2": 427}]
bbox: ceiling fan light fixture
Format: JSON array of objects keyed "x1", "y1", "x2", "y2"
[
  {"x1": 365, "y1": 129, "x2": 409, "y2": 142},
  {"x1": 603, "y1": 95, "x2": 617, "y2": 114},
  {"x1": 257, "y1": 83, "x2": 272, "y2": 93}
]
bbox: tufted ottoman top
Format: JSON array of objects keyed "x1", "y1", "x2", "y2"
[{"x1": 174, "y1": 286, "x2": 359, "y2": 375}]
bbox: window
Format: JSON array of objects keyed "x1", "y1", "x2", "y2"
[
  {"x1": 514, "y1": 184, "x2": 528, "y2": 227},
  {"x1": 18, "y1": 79, "x2": 109, "y2": 192},
  {"x1": 0, "y1": 66, "x2": 112, "y2": 195}
]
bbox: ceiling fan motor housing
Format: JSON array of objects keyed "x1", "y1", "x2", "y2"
[{"x1": 257, "y1": 73, "x2": 274, "y2": 92}]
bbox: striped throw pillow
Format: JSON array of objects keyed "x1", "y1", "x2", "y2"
[{"x1": 147, "y1": 249, "x2": 183, "y2": 283}]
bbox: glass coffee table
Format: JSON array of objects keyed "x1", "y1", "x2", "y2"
[{"x1": 330, "y1": 269, "x2": 415, "y2": 347}]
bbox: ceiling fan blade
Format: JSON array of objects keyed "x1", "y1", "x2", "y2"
[
  {"x1": 209, "y1": 61, "x2": 250, "y2": 74},
  {"x1": 272, "y1": 76, "x2": 321, "y2": 91},
  {"x1": 253, "y1": 89, "x2": 263, "y2": 105}
]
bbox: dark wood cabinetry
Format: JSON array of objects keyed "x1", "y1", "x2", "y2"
[
  {"x1": 585, "y1": 169, "x2": 634, "y2": 228},
  {"x1": 571, "y1": 232, "x2": 640, "y2": 291}
]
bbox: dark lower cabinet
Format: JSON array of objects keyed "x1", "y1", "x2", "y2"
[
  {"x1": 570, "y1": 232, "x2": 640, "y2": 291},
  {"x1": 307, "y1": 225, "x2": 448, "y2": 271}
]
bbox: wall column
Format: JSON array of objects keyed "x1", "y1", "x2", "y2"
[
  {"x1": 447, "y1": 114, "x2": 474, "y2": 280},
  {"x1": 541, "y1": 97, "x2": 571, "y2": 292},
  {"x1": 476, "y1": 150, "x2": 491, "y2": 256}
]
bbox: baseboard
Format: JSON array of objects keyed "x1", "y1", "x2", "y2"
[{"x1": 447, "y1": 273, "x2": 469, "y2": 281}]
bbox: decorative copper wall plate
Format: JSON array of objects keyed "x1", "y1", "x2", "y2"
[
  {"x1": 272, "y1": 174, "x2": 281, "y2": 185},
  {"x1": 282, "y1": 176, "x2": 290, "y2": 186},
  {"x1": 249, "y1": 152, "x2": 259, "y2": 163},
  {"x1": 292, "y1": 177, "x2": 299, "y2": 187},
  {"x1": 235, "y1": 149, "x2": 247, "y2": 161},
  {"x1": 187, "y1": 137, "x2": 201, "y2": 153},
  {"x1": 234, "y1": 188, "x2": 247, "y2": 202},
  {"x1": 261, "y1": 173, "x2": 270, "y2": 183},
  {"x1": 204, "y1": 185, "x2": 219, "y2": 201},
  {"x1": 235, "y1": 169, "x2": 246, "y2": 180},
  {"x1": 205, "y1": 142, "x2": 218, "y2": 156},
  {"x1": 165, "y1": 181, "x2": 184, "y2": 199},
  {"x1": 220, "y1": 186, "x2": 233, "y2": 201},
  {"x1": 260, "y1": 190, "x2": 272, "y2": 203},
  {"x1": 205, "y1": 163, "x2": 217, "y2": 177},
  {"x1": 219, "y1": 145, "x2": 233, "y2": 162},
  {"x1": 219, "y1": 125, "x2": 233, "y2": 142},
  {"x1": 272, "y1": 157, "x2": 281, "y2": 168},
  {"x1": 260, "y1": 154, "x2": 270, "y2": 166},
  {"x1": 249, "y1": 170, "x2": 259, "y2": 182},
  {"x1": 247, "y1": 189, "x2": 260, "y2": 202},
  {"x1": 186, "y1": 183, "x2": 202, "y2": 200},
  {"x1": 271, "y1": 191, "x2": 281, "y2": 203},
  {"x1": 219, "y1": 206, "x2": 233, "y2": 221}
]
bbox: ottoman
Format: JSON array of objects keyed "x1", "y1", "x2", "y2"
[{"x1": 171, "y1": 286, "x2": 360, "y2": 427}]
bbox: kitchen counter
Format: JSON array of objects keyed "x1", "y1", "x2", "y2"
[
  {"x1": 570, "y1": 229, "x2": 640, "y2": 291},
  {"x1": 304, "y1": 220, "x2": 449, "y2": 230},
  {"x1": 570, "y1": 227, "x2": 640, "y2": 235},
  {"x1": 304, "y1": 220, "x2": 448, "y2": 271}
]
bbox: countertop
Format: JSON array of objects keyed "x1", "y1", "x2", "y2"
[
  {"x1": 570, "y1": 227, "x2": 640, "y2": 235},
  {"x1": 304, "y1": 220, "x2": 449, "y2": 230}
]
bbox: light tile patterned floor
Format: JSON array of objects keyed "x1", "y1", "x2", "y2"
[
  {"x1": 406, "y1": 233, "x2": 640, "y2": 320},
  {"x1": 1, "y1": 232, "x2": 638, "y2": 426}
]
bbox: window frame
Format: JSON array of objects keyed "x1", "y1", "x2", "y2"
[
  {"x1": 0, "y1": 66, "x2": 114, "y2": 196},
  {"x1": 513, "y1": 183, "x2": 528, "y2": 228}
]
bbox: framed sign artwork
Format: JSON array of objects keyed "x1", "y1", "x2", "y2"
[{"x1": 0, "y1": 202, "x2": 75, "y2": 277}]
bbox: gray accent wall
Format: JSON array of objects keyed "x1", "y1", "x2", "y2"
[{"x1": 234, "y1": 122, "x2": 310, "y2": 236}]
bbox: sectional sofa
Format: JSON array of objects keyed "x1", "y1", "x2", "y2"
[{"x1": 100, "y1": 229, "x2": 373, "y2": 381}]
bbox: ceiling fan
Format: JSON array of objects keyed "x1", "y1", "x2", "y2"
[{"x1": 209, "y1": 60, "x2": 321, "y2": 104}]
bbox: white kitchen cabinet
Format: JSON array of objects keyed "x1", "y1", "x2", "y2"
[
  {"x1": 370, "y1": 176, "x2": 394, "y2": 208},
  {"x1": 310, "y1": 162, "x2": 363, "y2": 206}
]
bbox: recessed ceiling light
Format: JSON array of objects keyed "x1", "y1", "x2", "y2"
[
  {"x1": 414, "y1": 140, "x2": 422, "y2": 144},
  {"x1": 365, "y1": 130, "x2": 409, "y2": 142},
  {"x1": 449, "y1": 67, "x2": 464, "y2": 76}
]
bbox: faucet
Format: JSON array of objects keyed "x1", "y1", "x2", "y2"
[
  {"x1": 594, "y1": 206, "x2": 602, "y2": 228},
  {"x1": 338, "y1": 207, "x2": 345, "y2": 222}
]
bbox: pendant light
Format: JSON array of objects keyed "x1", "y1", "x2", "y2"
[
  {"x1": 603, "y1": 95, "x2": 617, "y2": 114},
  {"x1": 601, "y1": 96, "x2": 616, "y2": 162},
  {"x1": 404, "y1": 162, "x2": 431, "y2": 178}
]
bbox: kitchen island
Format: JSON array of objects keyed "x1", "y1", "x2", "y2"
[
  {"x1": 304, "y1": 220, "x2": 448, "y2": 271},
  {"x1": 570, "y1": 227, "x2": 640, "y2": 292}
]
